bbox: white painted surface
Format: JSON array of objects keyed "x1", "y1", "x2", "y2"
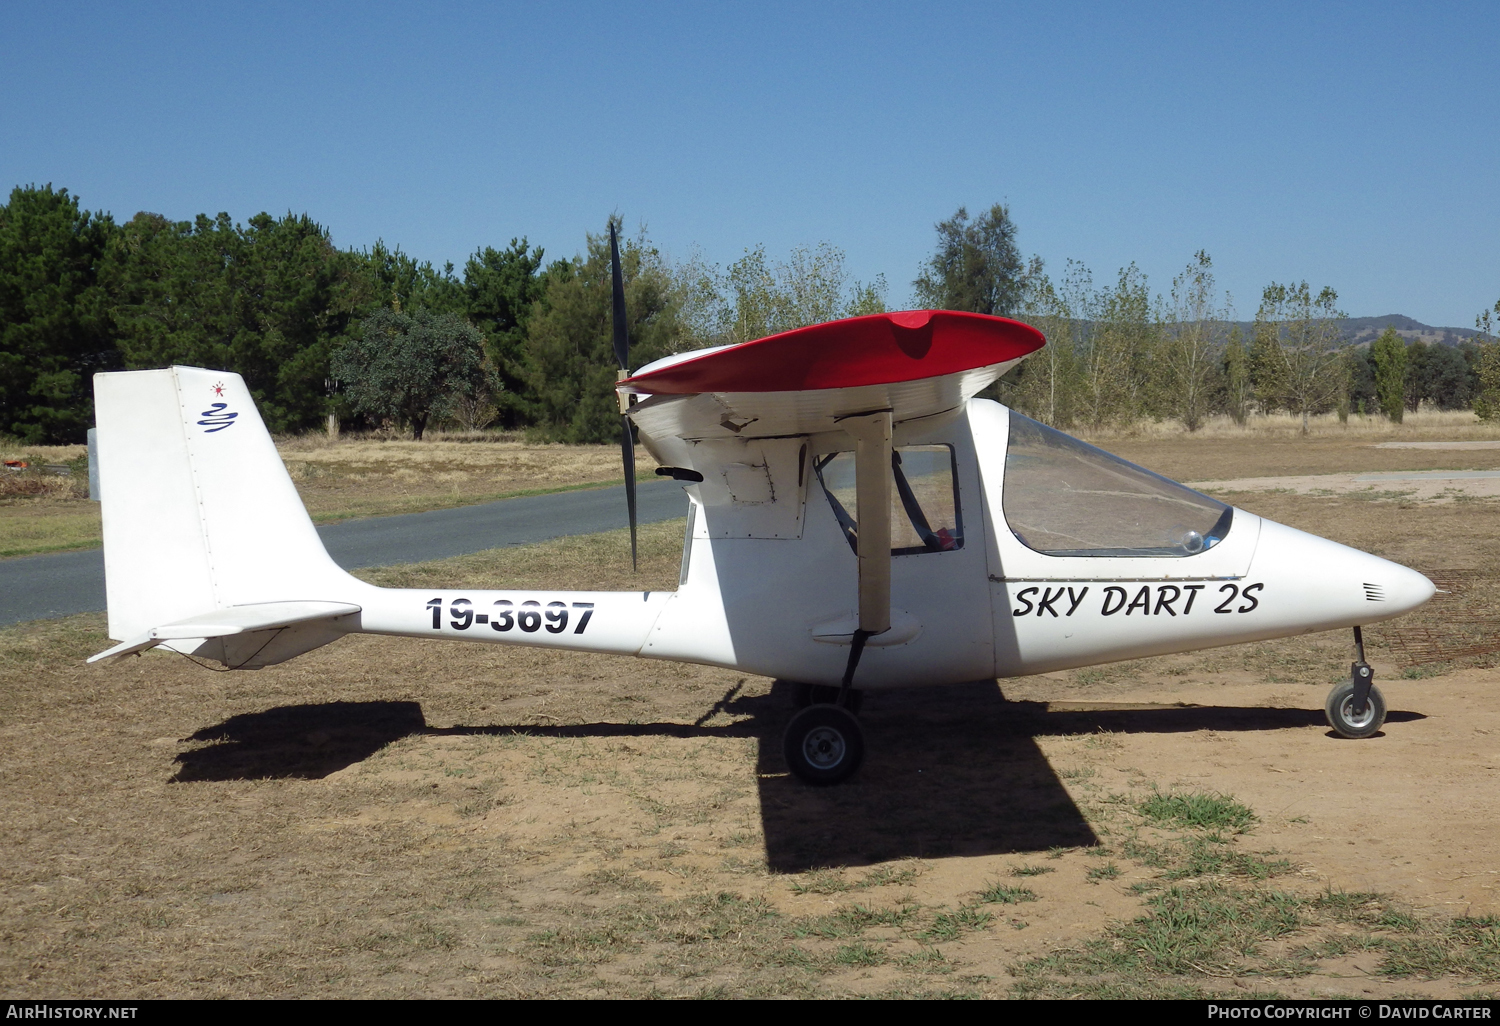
[{"x1": 91, "y1": 367, "x2": 1435, "y2": 692}]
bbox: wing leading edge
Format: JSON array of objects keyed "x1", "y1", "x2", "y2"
[{"x1": 621, "y1": 310, "x2": 1043, "y2": 442}]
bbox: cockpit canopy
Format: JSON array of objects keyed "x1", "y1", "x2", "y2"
[{"x1": 1002, "y1": 413, "x2": 1232, "y2": 558}]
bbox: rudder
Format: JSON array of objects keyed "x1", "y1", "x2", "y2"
[{"x1": 94, "y1": 367, "x2": 355, "y2": 647}]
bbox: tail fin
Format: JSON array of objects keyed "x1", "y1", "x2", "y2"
[{"x1": 92, "y1": 367, "x2": 360, "y2": 665}]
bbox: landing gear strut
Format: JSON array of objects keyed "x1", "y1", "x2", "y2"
[
  {"x1": 1325, "y1": 626, "x2": 1387, "y2": 739},
  {"x1": 791, "y1": 681, "x2": 863, "y2": 714}
]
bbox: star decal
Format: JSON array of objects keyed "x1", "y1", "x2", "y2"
[{"x1": 212, "y1": 382, "x2": 225, "y2": 397}]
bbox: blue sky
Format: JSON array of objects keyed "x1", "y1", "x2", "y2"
[{"x1": 4, "y1": 2, "x2": 1496, "y2": 326}]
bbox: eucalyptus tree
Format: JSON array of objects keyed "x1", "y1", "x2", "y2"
[
  {"x1": 1077, "y1": 264, "x2": 1155, "y2": 428},
  {"x1": 677, "y1": 241, "x2": 886, "y2": 349},
  {"x1": 1155, "y1": 251, "x2": 1229, "y2": 431},
  {"x1": 1417, "y1": 341, "x2": 1475, "y2": 410},
  {"x1": 1006, "y1": 258, "x2": 1082, "y2": 426},
  {"x1": 1471, "y1": 299, "x2": 1500, "y2": 420},
  {"x1": 331, "y1": 308, "x2": 491, "y2": 440},
  {"x1": 1220, "y1": 326, "x2": 1253, "y2": 425},
  {"x1": 1251, "y1": 282, "x2": 1347, "y2": 434}
]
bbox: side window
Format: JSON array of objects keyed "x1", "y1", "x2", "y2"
[
  {"x1": 814, "y1": 445, "x2": 963, "y2": 555},
  {"x1": 1003, "y1": 411, "x2": 1232, "y2": 557}
]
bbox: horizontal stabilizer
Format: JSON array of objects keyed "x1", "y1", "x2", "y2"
[{"x1": 87, "y1": 601, "x2": 361, "y2": 663}]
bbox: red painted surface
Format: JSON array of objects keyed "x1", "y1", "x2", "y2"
[{"x1": 621, "y1": 310, "x2": 1045, "y2": 394}]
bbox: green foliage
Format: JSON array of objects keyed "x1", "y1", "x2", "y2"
[
  {"x1": 1415, "y1": 340, "x2": 1475, "y2": 410},
  {"x1": 1476, "y1": 347, "x2": 1500, "y2": 420},
  {"x1": 979, "y1": 883, "x2": 1039, "y2": 904},
  {"x1": 1001, "y1": 258, "x2": 1082, "y2": 425},
  {"x1": 678, "y1": 241, "x2": 886, "y2": 347},
  {"x1": 1221, "y1": 326, "x2": 1252, "y2": 425},
  {"x1": 463, "y1": 238, "x2": 548, "y2": 425},
  {"x1": 11, "y1": 179, "x2": 1485, "y2": 444},
  {"x1": 1252, "y1": 281, "x2": 1347, "y2": 433},
  {"x1": 331, "y1": 308, "x2": 492, "y2": 439},
  {"x1": 1475, "y1": 301, "x2": 1500, "y2": 421},
  {"x1": 522, "y1": 219, "x2": 683, "y2": 443},
  {"x1": 1153, "y1": 251, "x2": 1228, "y2": 432},
  {"x1": 913, "y1": 203, "x2": 1025, "y2": 316},
  {"x1": 105, "y1": 209, "x2": 362, "y2": 433},
  {"x1": 1087, "y1": 861, "x2": 1122, "y2": 883},
  {"x1": 1347, "y1": 345, "x2": 1377, "y2": 416},
  {"x1": 0, "y1": 184, "x2": 118, "y2": 443},
  {"x1": 1167, "y1": 835, "x2": 1292, "y2": 881},
  {"x1": 1371, "y1": 326, "x2": 1408, "y2": 422},
  {"x1": 1055, "y1": 882, "x2": 1303, "y2": 975},
  {"x1": 1138, "y1": 791, "x2": 1257, "y2": 831},
  {"x1": 1079, "y1": 264, "x2": 1157, "y2": 428},
  {"x1": 354, "y1": 240, "x2": 464, "y2": 317}
]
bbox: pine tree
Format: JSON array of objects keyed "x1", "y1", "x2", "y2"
[{"x1": 0, "y1": 185, "x2": 117, "y2": 442}]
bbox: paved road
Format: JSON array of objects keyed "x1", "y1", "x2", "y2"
[{"x1": 0, "y1": 479, "x2": 687, "y2": 627}]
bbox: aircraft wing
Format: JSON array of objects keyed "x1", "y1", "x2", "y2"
[{"x1": 621, "y1": 310, "x2": 1043, "y2": 442}]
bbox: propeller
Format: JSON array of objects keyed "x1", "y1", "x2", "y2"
[{"x1": 610, "y1": 220, "x2": 638, "y2": 572}]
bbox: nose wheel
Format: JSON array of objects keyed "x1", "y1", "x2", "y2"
[
  {"x1": 1325, "y1": 677, "x2": 1387, "y2": 738},
  {"x1": 1325, "y1": 626, "x2": 1387, "y2": 739},
  {"x1": 783, "y1": 704, "x2": 865, "y2": 785}
]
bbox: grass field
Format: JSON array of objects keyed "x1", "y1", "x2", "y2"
[
  {"x1": 5, "y1": 410, "x2": 1500, "y2": 559},
  {"x1": 0, "y1": 433, "x2": 657, "y2": 558},
  {"x1": 3, "y1": 449, "x2": 1500, "y2": 996}
]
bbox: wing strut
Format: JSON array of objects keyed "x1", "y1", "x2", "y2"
[{"x1": 836, "y1": 409, "x2": 893, "y2": 694}]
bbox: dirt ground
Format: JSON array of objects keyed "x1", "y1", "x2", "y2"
[{"x1": 1, "y1": 431, "x2": 1499, "y2": 998}]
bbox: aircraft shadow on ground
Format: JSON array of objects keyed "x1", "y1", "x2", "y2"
[
  {"x1": 172, "y1": 684, "x2": 1424, "y2": 873},
  {"x1": 172, "y1": 700, "x2": 429, "y2": 782}
]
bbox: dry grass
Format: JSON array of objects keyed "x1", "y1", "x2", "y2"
[
  {"x1": 1078, "y1": 408, "x2": 1500, "y2": 443},
  {"x1": 0, "y1": 446, "x2": 95, "y2": 557},
  {"x1": 8, "y1": 410, "x2": 1496, "y2": 560},
  {"x1": 272, "y1": 435, "x2": 657, "y2": 523},
  {"x1": 3, "y1": 483, "x2": 1500, "y2": 997},
  {"x1": 0, "y1": 434, "x2": 658, "y2": 558}
]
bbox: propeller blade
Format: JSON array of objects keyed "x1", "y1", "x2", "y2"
[
  {"x1": 609, "y1": 221, "x2": 628, "y2": 372},
  {"x1": 621, "y1": 415, "x2": 638, "y2": 572},
  {"x1": 609, "y1": 219, "x2": 637, "y2": 571}
]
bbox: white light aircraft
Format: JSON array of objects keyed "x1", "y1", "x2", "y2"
[{"x1": 88, "y1": 227, "x2": 1434, "y2": 784}]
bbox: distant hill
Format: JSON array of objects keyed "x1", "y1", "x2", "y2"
[
  {"x1": 1225, "y1": 315, "x2": 1482, "y2": 347},
  {"x1": 1336, "y1": 316, "x2": 1480, "y2": 347}
]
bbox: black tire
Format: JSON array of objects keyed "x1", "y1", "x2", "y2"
[
  {"x1": 783, "y1": 704, "x2": 865, "y2": 785},
  {"x1": 1325, "y1": 678, "x2": 1387, "y2": 739},
  {"x1": 791, "y1": 681, "x2": 863, "y2": 714}
]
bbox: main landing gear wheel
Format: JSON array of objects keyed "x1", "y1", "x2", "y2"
[
  {"x1": 1325, "y1": 678, "x2": 1387, "y2": 739},
  {"x1": 791, "y1": 681, "x2": 863, "y2": 714},
  {"x1": 783, "y1": 704, "x2": 865, "y2": 785}
]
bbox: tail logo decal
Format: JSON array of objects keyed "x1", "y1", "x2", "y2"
[{"x1": 198, "y1": 403, "x2": 239, "y2": 433}]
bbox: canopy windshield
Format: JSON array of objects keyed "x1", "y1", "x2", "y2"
[{"x1": 1003, "y1": 412, "x2": 1232, "y2": 557}]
